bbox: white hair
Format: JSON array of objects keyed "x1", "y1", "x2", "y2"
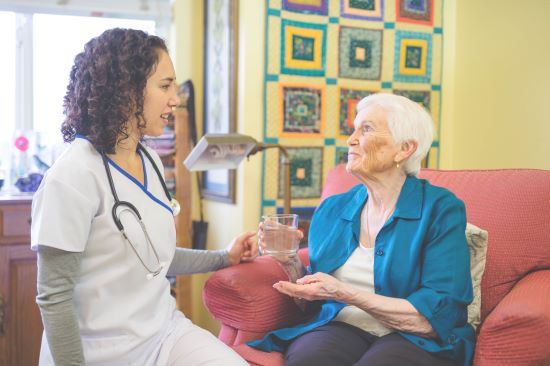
[{"x1": 355, "y1": 93, "x2": 434, "y2": 176}]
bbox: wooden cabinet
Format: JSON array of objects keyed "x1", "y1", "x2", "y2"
[{"x1": 0, "y1": 195, "x2": 42, "y2": 366}]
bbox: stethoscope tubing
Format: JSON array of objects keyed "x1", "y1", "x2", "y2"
[
  {"x1": 137, "y1": 145, "x2": 174, "y2": 204},
  {"x1": 101, "y1": 143, "x2": 174, "y2": 279}
]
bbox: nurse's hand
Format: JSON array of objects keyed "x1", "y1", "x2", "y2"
[{"x1": 227, "y1": 231, "x2": 258, "y2": 266}]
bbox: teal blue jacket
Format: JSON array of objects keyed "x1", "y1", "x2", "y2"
[{"x1": 249, "y1": 176, "x2": 475, "y2": 366}]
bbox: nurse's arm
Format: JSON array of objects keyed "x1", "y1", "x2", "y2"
[
  {"x1": 36, "y1": 245, "x2": 85, "y2": 365},
  {"x1": 166, "y1": 248, "x2": 231, "y2": 276}
]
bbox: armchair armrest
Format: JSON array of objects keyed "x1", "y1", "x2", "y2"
[
  {"x1": 474, "y1": 270, "x2": 550, "y2": 365},
  {"x1": 203, "y1": 251, "x2": 311, "y2": 337}
]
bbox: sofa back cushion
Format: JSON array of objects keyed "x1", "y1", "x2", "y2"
[
  {"x1": 320, "y1": 165, "x2": 550, "y2": 322},
  {"x1": 465, "y1": 223, "x2": 488, "y2": 330}
]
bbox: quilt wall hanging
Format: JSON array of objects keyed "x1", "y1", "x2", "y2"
[{"x1": 260, "y1": 0, "x2": 444, "y2": 228}]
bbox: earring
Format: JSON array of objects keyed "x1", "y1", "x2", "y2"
[{"x1": 396, "y1": 162, "x2": 400, "y2": 169}]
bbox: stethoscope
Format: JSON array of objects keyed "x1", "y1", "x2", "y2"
[{"x1": 102, "y1": 143, "x2": 180, "y2": 280}]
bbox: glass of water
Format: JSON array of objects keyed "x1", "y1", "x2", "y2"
[{"x1": 260, "y1": 214, "x2": 300, "y2": 256}]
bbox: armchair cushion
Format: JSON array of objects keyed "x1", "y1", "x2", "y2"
[
  {"x1": 203, "y1": 251, "x2": 310, "y2": 341},
  {"x1": 474, "y1": 270, "x2": 550, "y2": 365}
]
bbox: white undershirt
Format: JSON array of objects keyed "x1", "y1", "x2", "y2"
[{"x1": 332, "y1": 244, "x2": 394, "y2": 337}]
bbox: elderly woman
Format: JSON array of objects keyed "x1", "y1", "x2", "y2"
[{"x1": 251, "y1": 93, "x2": 474, "y2": 366}]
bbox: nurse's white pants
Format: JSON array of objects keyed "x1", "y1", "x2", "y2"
[
  {"x1": 166, "y1": 317, "x2": 247, "y2": 366},
  {"x1": 39, "y1": 308, "x2": 247, "y2": 365}
]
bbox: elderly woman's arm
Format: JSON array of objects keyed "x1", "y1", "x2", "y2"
[
  {"x1": 341, "y1": 281, "x2": 436, "y2": 338},
  {"x1": 273, "y1": 273, "x2": 436, "y2": 338}
]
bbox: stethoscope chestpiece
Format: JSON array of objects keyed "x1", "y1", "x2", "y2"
[
  {"x1": 145, "y1": 261, "x2": 168, "y2": 280},
  {"x1": 170, "y1": 198, "x2": 180, "y2": 217}
]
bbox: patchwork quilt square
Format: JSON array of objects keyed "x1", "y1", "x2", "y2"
[
  {"x1": 283, "y1": 0, "x2": 329, "y2": 15},
  {"x1": 280, "y1": 84, "x2": 325, "y2": 135},
  {"x1": 335, "y1": 146, "x2": 349, "y2": 164},
  {"x1": 340, "y1": 0, "x2": 384, "y2": 21},
  {"x1": 396, "y1": 0, "x2": 434, "y2": 26},
  {"x1": 278, "y1": 147, "x2": 324, "y2": 199},
  {"x1": 393, "y1": 30, "x2": 432, "y2": 83},
  {"x1": 281, "y1": 19, "x2": 327, "y2": 76},
  {"x1": 339, "y1": 26, "x2": 382, "y2": 80},
  {"x1": 393, "y1": 89, "x2": 431, "y2": 110},
  {"x1": 338, "y1": 87, "x2": 376, "y2": 136}
]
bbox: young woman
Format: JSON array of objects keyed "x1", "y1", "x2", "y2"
[{"x1": 32, "y1": 28, "x2": 254, "y2": 366}]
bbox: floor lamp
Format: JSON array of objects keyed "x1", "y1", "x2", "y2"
[{"x1": 183, "y1": 133, "x2": 292, "y2": 214}]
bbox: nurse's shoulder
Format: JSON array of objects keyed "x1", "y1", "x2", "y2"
[{"x1": 39, "y1": 138, "x2": 103, "y2": 197}]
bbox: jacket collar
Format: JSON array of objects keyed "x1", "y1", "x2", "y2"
[
  {"x1": 339, "y1": 175, "x2": 423, "y2": 222},
  {"x1": 394, "y1": 175, "x2": 423, "y2": 220},
  {"x1": 340, "y1": 185, "x2": 367, "y2": 222}
]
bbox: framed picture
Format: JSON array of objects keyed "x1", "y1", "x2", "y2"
[{"x1": 202, "y1": 0, "x2": 238, "y2": 203}]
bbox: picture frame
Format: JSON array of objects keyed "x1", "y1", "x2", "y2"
[{"x1": 202, "y1": 0, "x2": 238, "y2": 203}]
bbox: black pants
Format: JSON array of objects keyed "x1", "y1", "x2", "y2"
[{"x1": 285, "y1": 322, "x2": 455, "y2": 366}]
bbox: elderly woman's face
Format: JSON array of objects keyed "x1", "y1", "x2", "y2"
[{"x1": 346, "y1": 105, "x2": 401, "y2": 177}]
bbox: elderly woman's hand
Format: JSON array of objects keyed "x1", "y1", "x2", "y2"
[
  {"x1": 273, "y1": 272, "x2": 350, "y2": 302},
  {"x1": 227, "y1": 231, "x2": 258, "y2": 266}
]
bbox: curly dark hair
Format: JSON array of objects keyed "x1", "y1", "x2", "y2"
[{"x1": 61, "y1": 28, "x2": 168, "y2": 153}]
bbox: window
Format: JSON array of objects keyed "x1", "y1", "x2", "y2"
[
  {"x1": 32, "y1": 14, "x2": 156, "y2": 136},
  {"x1": 0, "y1": 2, "x2": 170, "y2": 191},
  {"x1": 0, "y1": 1, "x2": 169, "y2": 144},
  {"x1": 0, "y1": 11, "x2": 16, "y2": 149}
]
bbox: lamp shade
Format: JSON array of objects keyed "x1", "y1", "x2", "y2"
[{"x1": 183, "y1": 133, "x2": 258, "y2": 171}]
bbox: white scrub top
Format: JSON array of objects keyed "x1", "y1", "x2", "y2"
[{"x1": 31, "y1": 137, "x2": 181, "y2": 365}]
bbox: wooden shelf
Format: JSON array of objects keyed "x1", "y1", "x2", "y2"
[
  {"x1": 173, "y1": 103, "x2": 193, "y2": 317},
  {"x1": 143, "y1": 83, "x2": 194, "y2": 318}
]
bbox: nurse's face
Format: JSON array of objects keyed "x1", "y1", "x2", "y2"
[
  {"x1": 346, "y1": 105, "x2": 400, "y2": 178},
  {"x1": 141, "y1": 50, "x2": 180, "y2": 137}
]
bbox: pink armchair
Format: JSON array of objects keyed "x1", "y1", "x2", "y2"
[{"x1": 204, "y1": 166, "x2": 550, "y2": 365}]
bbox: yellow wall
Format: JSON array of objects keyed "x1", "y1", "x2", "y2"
[
  {"x1": 172, "y1": 0, "x2": 266, "y2": 334},
  {"x1": 440, "y1": 0, "x2": 550, "y2": 169},
  {"x1": 174, "y1": 0, "x2": 550, "y2": 335}
]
